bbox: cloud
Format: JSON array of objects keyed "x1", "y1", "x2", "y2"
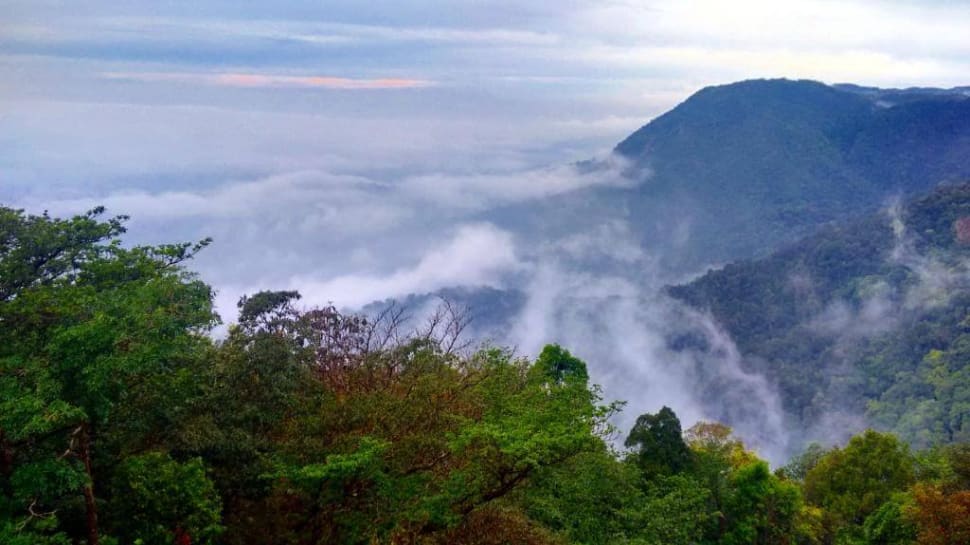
[
  {"x1": 292, "y1": 223, "x2": 521, "y2": 309},
  {"x1": 399, "y1": 153, "x2": 637, "y2": 209},
  {"x1": 6, "y1": 0, "x2": 969, "y2": 92},
  {"x1": 809, "y1": 199, "x2": 970, "y2": 340},
  {"x1": 508, "y1": 259, "x2": 791, "y2": 464},
  {"x1": 38, "y1": 170, "x2": 407, "y2": 233},
  {"x1": 101, "y1": 71, "x2": 434, "y2": 90},
  {"x1": 553, "y1": 220, "x2": 646, "y2": 264}
]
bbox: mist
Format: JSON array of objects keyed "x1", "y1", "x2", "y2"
[{"x1": 504, "y1": 237, "x2": 792, "y2": 464}]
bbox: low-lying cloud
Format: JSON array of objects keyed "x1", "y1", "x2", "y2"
[
  {"x1": 509, "y1": 254, "x2": 790, "y2": 464},
  {"x1": 293, "y1": 222, "x2": 520, "y2": 309}
]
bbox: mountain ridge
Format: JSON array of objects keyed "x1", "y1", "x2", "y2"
[
  {"x1": 668, "y1": 181, "x2": 970, "y2": 448},
  {"x1": 605, "y1": 78, "x2": 970, "y2": 271}
]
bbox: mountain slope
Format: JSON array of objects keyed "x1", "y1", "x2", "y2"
[
  {"x1": 611, "y1": 78, "x2": 970, "y2": 272},
  {"x1": 668, "y1": 183, "x2": 970, "y2": 448}
]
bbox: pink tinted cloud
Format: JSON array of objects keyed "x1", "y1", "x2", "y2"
[{"x1": 102, "y1": 71, "x2": 433, "y2": 89}]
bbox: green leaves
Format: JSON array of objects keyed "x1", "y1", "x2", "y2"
[
  {"x1": 0, "y1": 206, "x2": 126, "y2": 302},
  {"x1": 6, "y1": 205, "x2": 970, "y2": 545},
  {"x1": 532, "y1": 344, "x2": 590, "y2": 386},
  {"x1": 276, "y1": 437, "x2": 390, "y2": 487},
  {"x1": 10, "y1": 458, "x2": 88, "y2": 505},
  {"x1": 804, "y1": 430, "x2": 915, "y2": 543},
  {"x1": 626, "y1": 406, "x2": 693, "y2": 478},
  {"x1": 109, "y1": 452, "x2": 223, "y2": 545},
  {"x1": 1, "y1": 205, "x2": 217, "y2": 544}
]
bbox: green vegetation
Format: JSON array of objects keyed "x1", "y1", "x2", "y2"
[
  {"x1": 2, "y1": 205, "x2": 970, "y2": 544},
  {"x1": 613, "y1": 79, "x2": 970, "y2": 270},
  {"x1": 669, "y1": 183, "x2": 970, "y2": 449}
]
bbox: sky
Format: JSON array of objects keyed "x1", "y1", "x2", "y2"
[{"x1": 3, "y1": 0, "x2": 970, "y2": 316}]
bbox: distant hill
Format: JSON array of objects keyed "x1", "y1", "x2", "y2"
[
  {"x1": 669, "y1": 182, "x2": 970, "y2": 448},
  {"x1": 612, "y1": 78, "x2": 970, "y2": 272}
]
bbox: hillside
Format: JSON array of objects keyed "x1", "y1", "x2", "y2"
[
  {"x1": 612, "y1": 79, "x2": 970, "y2": 271},
  {"x1": 669, "y1": 183, "x2": 970, "y2": 448}
]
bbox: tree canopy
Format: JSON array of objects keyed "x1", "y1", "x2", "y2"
[{"x1": 2, "y1": 204, "x2": 969, "y2": 545}]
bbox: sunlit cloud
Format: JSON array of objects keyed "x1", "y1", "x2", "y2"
[{"x1": 101, "y1": 71, "x2": 434, "y2": 89}]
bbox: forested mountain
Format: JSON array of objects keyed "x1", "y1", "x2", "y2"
[
  {"x1": 611, "y1": 79, "x2": 970, "y2": 270},
  {"x1": 669, "y1": 183, "x2": 970, "y2": 449},
  {"x1": 366, "y1": 80, "x2": 970, "y2": 459}
]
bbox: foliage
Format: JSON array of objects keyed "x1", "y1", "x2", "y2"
[
  {"x1": 906, "y1": 484, "x2": 970, "y2": 545},
  {"x1": 625, "y1": 406, "x2": 693, "y2": 478},
  {"x1": 108, "y1": 452, "x2": 223, "y2": 545},
  {"x1": 804, "y1": 430, "x2": 914, "y2": 522},
  {"x1": 3, "y1": 204, "x2": 970, "y2": 545},
  {"x1": 1, "y1": 206, "x2": 216, "y2": 545},
  {"x1": 863, "y1": 494, "x2": 916, "y2": 545},
  {"x1": 669, "y1": 183, "x2": 970, "y2": 449}
]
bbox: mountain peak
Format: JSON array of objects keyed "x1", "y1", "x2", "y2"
[{"x1": 608, "y1": 78, "x2": 970, "y2": 271}]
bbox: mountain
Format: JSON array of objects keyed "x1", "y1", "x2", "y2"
[
  {"x1": 668, "y1": 182, "x2": 970, "y2": 448},
  {"x1": 610, "y1": 78, "x2": 970, "y2": 272},
  {"x1": 396, "y1": 78, "x2": 970, "y2": 322},
  {"x1": 368, "y1": 79, "x2": 970, "y2": 452}
]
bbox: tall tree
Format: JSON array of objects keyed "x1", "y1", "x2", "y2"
[
  {"x1": 625, "y1": 406, "x2": 693, "y2": 478},
  {"x1": 1, "y1": 206, "x2": 216, "y2": 544}
]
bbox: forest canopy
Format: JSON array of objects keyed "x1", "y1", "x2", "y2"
[{"x1": 1, "y1": 205, "x2": 969, "y2": 545}]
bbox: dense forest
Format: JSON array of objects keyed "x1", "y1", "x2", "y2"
[
  {"x1": 2, "y1": 206, "x2": 970, "y2": 545},
  {"x1": 669, "y1": 183, "x2": 970, "y2": 450},
  {"x1": 610, "y1": 79, "x2": 970, "y2": 270}
]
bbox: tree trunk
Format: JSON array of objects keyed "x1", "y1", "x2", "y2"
[
  {"x1": 0, "y1": 429, "x2": 12, "y2": 478},
  {"x1": 79, "y1": 424, "x2": 99, "y2": 545}
]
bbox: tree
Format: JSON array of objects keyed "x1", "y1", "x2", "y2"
[
  {"x1": 640, "y1": 474, "x2": 712, "y2": 545},
  {"x1": 780, "y1": 442, "x2": 829, "y2": 482},
  {"x1": 532, "y1": 344, "x2": 589, "y2": 385},
  {"x1": 804, "y1": 430, "x2": 915, "y2": 541},
  {"x1": 863, "y1": 494, "x2": 916, "y2": 545},
  {"x1": 108, "y1": 452, "x2": 223, "y2": 545},
  {"x1": 720, "y1": 460, "x2": 803, "y2": 545},
  {"x1": 1, "y1": 206, "x2": 216, "y2": 544},
  {"x1": 0, "y1": 206, "x2": 125, "y2": 302},
  {"x1": 906, "y1": 484, "x2": 970, "y2": 545},
  {"x1": 523, "y1": 449, "x2": 650, "y2": 545},
  {"x1": 625, "y1": 406, "x2": 693, "y2": 478}
]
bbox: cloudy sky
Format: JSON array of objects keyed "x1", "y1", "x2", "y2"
[{"x1": 3, "y1": 0, "x2": 970, "y2": 320}]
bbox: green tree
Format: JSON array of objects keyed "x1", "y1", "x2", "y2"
[
  {"x1": 804, "y1": 430, "x2": 915, "y2": 541},
  {"x1": 531, "y1": 344, "x2": 590, "y2": 386},
  {"x1": 0, "y1": 206, "x2": 216, "y2": 544},
  {"x1": 625, "y1": 406, "x2": 693, "y2": 479},
  {"x1": 523, "y1": 449, "x2": 649, "y2": 545},
  {"x1": 721, "y1": 460, "x2": 803, "y2": 545},
  {"x1": 108, "y1": 452, "x2": 223, "y2": 545},
  {"x1": 862, "y1": 494, "x2": 916, "y2": 545},
  {"x1": 640, "y1": 474, "x2": 712, "y2": 545}
]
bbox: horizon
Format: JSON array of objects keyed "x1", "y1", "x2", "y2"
[{"x1": 4, "y1": 1, "x2": 970, "y2": 322}]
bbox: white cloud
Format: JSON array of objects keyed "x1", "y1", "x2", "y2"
[
  {"x1": 559, "y1": 0, "x2": 970, "y2": 87},
  {"x1": 399, "y1": 153, "x2": 637, "y2": 209},
  {"x1": 38, "y1": 170, "x2": 408, "y2": 235},
  {"x1": 292, "y1": 223, "x2": 520, "y2": 308}
]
